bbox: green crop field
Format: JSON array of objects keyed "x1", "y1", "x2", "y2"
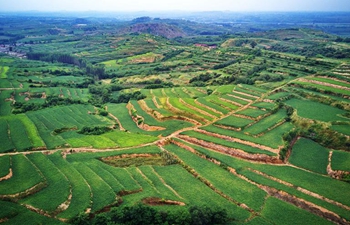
[
  {"x1": 244, "y1": 109, "x2": 286, "y2": 135},
  {"x1": 236, "y1": 108, "x2": 268, "y2": 118},
  {"x1": 331, "y1": 151, "x2": 350, "y2": 171},
  {"x1": 289, "y1": 138, "x2": 329, "y2": 174},
  {"x1": 1, "y1": 13, "x2": 350, "y2": 225},
  {"x1": 0, "y1": 66, "x2": 9, "y2": 78},
  {"x1": 166, "y1": 144, "x2": 267, "y2": 211},
  {"x1": 19, "y1": 153, "x2": 71, "y2": 213},
  {"x1": 181, "y1": 130, "x2": 277, "y2": 156},
  {"x1": 260, "y1": 197, "x2": 334, "y2": 225},
  {"x1": 286, "y1": 98, "x2": 349, "y2": 122},
  {"x1": 215, "y1": 115, "x2": 254, "y2": 128}
]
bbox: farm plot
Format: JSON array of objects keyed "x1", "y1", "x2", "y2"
[
  {"x1": 309, "y1": 76, "x2": 350, "y2": 88},
  {"x1": 26, "y1": 105, "x2": 115, "y2": 149},
  {"x1": 47, "y1": 152, "x2": 91, "y2": 219},
  {"x1": 107, "y1": 103, "x2": 144, "y2": 133},
  {"x1": 180, "y1": 131, "x2": 277, "y2": 156},
  {"x1": 0, "y1": 154, "x2": 44, "y2": 195},
  {"x1": 331, "y1": 124, "x2": 350, "y2": 136},
  {"x1": 0, "y1": 66, "x2": 9, "y2": 79},
  {"x1": 215, "y1": 115, "x2": 254, "y2": 129},
  {"x1": 165, "y1": 144, "x2": 267, "y2": 211},
  {"x1": 138, "y1": 165, "x2": 182, "y2": 200},
  {"x1": 267, "y1": 92, "x2": 291, "y2": 100},
  {"x1": 0, "y1": 119, "x2": 15, "y2": 152},
  {"x1": 239, "y1": 167, "x2": 350, "y2": 222},
  {"x1": 235, "y1": 108, "x2": 268, "y2": 119},
  {"x1": 285, "y1": 98, "x2": 349, "y2": 122},
  {"x1": 331, "y1": 151, "x2": 350, "y2": 171},
  {"x1": 289, "y1": 138, "x2": 329, "y2": 174},
  {"x1": 84, "y1": 161, "x2": 125, "y2": 194},
  {"x1": 183, "y1": 87, "x2": 208, "y2": 98},
  {"x1": 61, "y1": 131, "x2": 117, "y2": 149},
  {"x1": 260, "y1": 197, "x2": 334, "y2": 225},
  {"x1": 203, "y1": 122, "x2": 293, "y2": 149},
  {"x1": 181, "y1": 98, "x2": 221, "y2": 118},
  {"x1": 244, "y1": 109, "x2": 287, "y2": 135},
  {"x1": 143, "y1": 98, "x2": 174, "y2": 117},
  {"x1": 0, "y1": 90, "x2": 13, "y2": 116},
  {"x1": 167, "y1": 98, "x2": 211, "y2": 123},
  {"x1": 121, "y1": 166, "x2": 163, "y2": 205},
  {"x1": 0, "y1": 155, "x2": 10, "y2": 178},
  {"x1": 251, "y1": 164, "x2": 350, "y2": 208},
  {"x1": 0, "y1": 78, "x2": 13, "y2": 88},
  {"x1": 221, "y1": 94, "x2": 250, "y2": 106},
  {"x1": 232, "y1": 89, "x2": 259, "y2": 101},
  {"x1": 72, "y1": 163, "x2": 117, "y2": 212},
  {"x1": 6, "y1": 115, "x2": 44, "y2": 151},
  {"x1": 293, "y1": 80, "x2": 350, "y2": 96},
  {"x1": 154, "y1": 165, "x2": 251, "y2": 221},
  {"x1": 130, "y1": 100, "x2": 192, "y2": 136},
  {"x1": 196, "y1": 97, "x2": 230, "y2": 115},
  {"x1": 0, "y1": 200, "x2": 64, "y2": 225},
  {"x1": 234, "y1": 87, "x2": 262, "y2": 98},
  {"x1": 26, "y1": 113, "x2": 67, "y2": 149},
  {"x1": 19, "y1": 153, "x2": 70, "y2": 213},
  {"x1": 251, "y1": 101, "x2": 276, "y2": 110},
  {"x1": 206, "y1": 95, "x2": 239, "y2": 111},
  {"x1": 66, "y1": 145, "x2": 161, "y2": 162}
]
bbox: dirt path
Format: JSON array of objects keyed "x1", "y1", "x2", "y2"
[
  {"x1": 177, "y1": 134, "x2": 282, "y2": 164},
  {"x1": 229, "y1": 168, "x2": 350, "y2": 225},
  {"x1": 194, "y1": 128, "x2": 279, "y2": 153},
  {"x1": 219, "y1": 97, "x2": 243, "y2": 107},
  {"x1": 194, "y1": 99, "x2": 224, "y2": 116},
  {"x1": 0, "y1": 168, "x2": 12, "y2": 182},
  {"x1": 299, "y1": 78, "x2": 350, "y2": 91},
  {"x1": 232, "y1": 90, "x2": 259, "y2": 99},
  {"x1": 108, "y1": 113, "x2": 125, "y2": 131},
  {"x1": 179, "y1": 98, "x2": 217, "y2": 119},
  {"x1": 227, "y1": 94, "x2": 252, "y2": 103}
]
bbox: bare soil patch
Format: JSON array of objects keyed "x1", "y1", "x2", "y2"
[{"x1": 142, "y1": 197, "x2": 185, "y2": 206}]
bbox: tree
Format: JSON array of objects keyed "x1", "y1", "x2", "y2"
[{"x1": 250, "y1": 41, "x2": 257, "y2": 49}]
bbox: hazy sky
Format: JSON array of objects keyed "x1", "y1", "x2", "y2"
[{"x1": 1, "y1": 0, "x2": 350, "y2": 12}]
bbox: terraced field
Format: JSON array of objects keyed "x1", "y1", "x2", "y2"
[{"x1": 1, "y1": 21, "x2": 350, "y2": 225}]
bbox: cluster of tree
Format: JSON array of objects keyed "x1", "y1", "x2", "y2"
[
  {"x1": 189, "y1": 72, "x2": 221, "y2": 86},
  {"x1": 111, "y1": 91, "x2": 146, "y2": 104},
  {"x1": 26, "y1": 52, "x2": 106, "y2": 79},
  {"x1": 335, "y1": 37, "x2": 350, "y2": 43},
  {"x1": 161, "y1": 49, "x2": 185, "y2": 62},
  {"x1": 78, "y1": 126, "x2": 113, "y2": 135},
  {"x1": 134, "y1": 78, "x2": 175, "y2": 89},
  {"x1": 232, "y1": 39, "x2": 257, "y2": 48},
  {"x1": 88, "y1": 84, "x2": 124, "y2": 106},
  {"x1": 213, "y1": 59, "x2": 237, "y2": 70},
  {"x1": 0, "y1": 32, "x2": 24, "y2": 44},
  {"x1": 53, "y1": 127, "x2": 77, "y2": 135},
  {"x1": 71, "y1": 204, "x2": 229, "y2": 225},
  {"x1": 269, "y1": 43, "x2": 350, "y2": 58},
  {"x1": 13, "y1": 96, "x2": 84, "y2": 114}
]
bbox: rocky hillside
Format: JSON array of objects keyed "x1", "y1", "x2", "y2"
[{"x1": 120, "y1": 23, "x2": 186, "y2": 38}]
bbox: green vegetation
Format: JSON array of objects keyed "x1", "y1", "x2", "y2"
[
  {"x1": 286, "y1": 98, "x2": 349, "y2": 122},
  {"x1": 332, "y1": 151, "x2": 350, "y2": 171},
  {"x1": 261, "y1": 197, "x2": 334, "y2": 225},
  {"x1": 0, "y1": 14, "x2": 349, "y2": 225},
  {"x1": 215, "y1": 115, "x2": 254, "y2": 129},
  {"x1": 289, "y1": 138, "x2": 329, "y2": 174},
  {"x1": 236, "y1": 108, "x2": 268, "y2": 118}
]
